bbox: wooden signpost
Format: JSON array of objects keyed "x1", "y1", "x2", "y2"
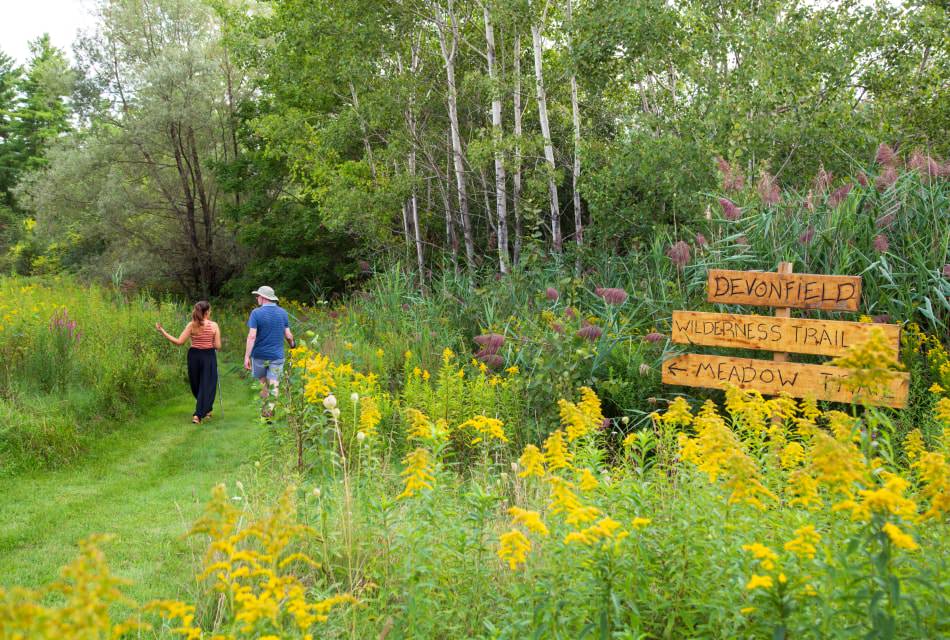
[{"x1": 663, "y1": 262, "x2": 910, "y2": 408}]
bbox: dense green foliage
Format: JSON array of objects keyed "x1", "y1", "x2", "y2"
[
  {"x1": 0, "y1": 0, "x2": 945, "y2": 301},
  {"x1": 0, "y1": 277, "x2": 187, "y2": 474}
]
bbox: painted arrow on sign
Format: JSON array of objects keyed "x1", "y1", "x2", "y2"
[{"x1": 662, "y1": 353, "x2": 909, "y2": 408}]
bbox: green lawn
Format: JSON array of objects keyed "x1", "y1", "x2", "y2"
[{"x1": 0, "y1": 366, "x2": 263, "y2": 603}]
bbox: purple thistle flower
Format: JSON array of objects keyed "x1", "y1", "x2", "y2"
[
  {"x1": 564, "y1": 307, "x2": 577, "y2": 320},
  {"x1": 798, "y1": 226, "x2": 815, "y2": 245},
  {"x1": 552, "y1": 322, "x2": 565, "y2": 334},
  {"x1": 856, "y1": 172, "x2": 869, "y2": 187},
  {"x1": 644, "y1": 332, "x2": 664, "y2": 343},
  {"x1": 666, "y1": 241, "x2": 691, "y2": 270},
  {"x1": 875, "y1": 143, "x2": 897, "y2": 167},
  {"x1": 873, "y1": 234, "x2": 889, "y2": 253},
  {"x1": 695, "y1": 233, "x2": 708, "y2": 248},
  {"x1": 358, "y1": 260, "x2": 371, "y2": 274},
  {"x1": 576, "y1": 324, "x2": 603, "y2": 341},
  {"x1": 736, "y1": 235, "x2": 749, "y2": 246},
  {"x1": 756, "y1": 172, "x2": 781, "y2": 207},
  {"x1": 719, "y1": 198, "x2": 741, "y2": 221},
  {"x1": 828, "y1": 183, "x2": 853, "y2": 208},
  {"x1": 872, "y1": 314, "x2": 890, "y2": 324},
  {"x1": 545, "y1": 287, "x2": 559, "y2": 301}
]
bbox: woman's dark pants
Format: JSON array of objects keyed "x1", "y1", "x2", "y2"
[{"x1": 187, "y1": 348, "x2": 217, "y2": 419}]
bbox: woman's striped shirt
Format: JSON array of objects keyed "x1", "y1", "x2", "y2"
[{"x1": 190, "y1": 321, "x2": 216, "y2": 349}]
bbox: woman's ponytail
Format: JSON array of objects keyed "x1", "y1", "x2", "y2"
[{"x1": 191, "y1": 301, "x2": 211, "y2": 334}]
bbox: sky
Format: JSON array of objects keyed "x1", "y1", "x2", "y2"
[{"x1": 0, "y1": 0, "x2": 98, "y2": 64}]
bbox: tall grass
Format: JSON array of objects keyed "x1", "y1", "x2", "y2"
[{"x1": 0, "y1": 276, "x2": 186, "y2": 474}]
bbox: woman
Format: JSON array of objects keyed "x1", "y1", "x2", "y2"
[{"x1": 156, "y1": 301, "x2": 221, "y2": 424}]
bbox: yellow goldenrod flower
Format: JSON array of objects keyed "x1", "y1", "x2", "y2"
[
  {"x1": 936, "y1": 398, "x2": 950, "y2": 428},
  {"x1": 508, "y1": 507, "x2": 549, "y2": 536},
  {"x1": 631, "y1": 517, "x2": 651, "y2": 529},
  {"x1": 741, "y1": 543, "x2": 778, "y2": 571},
  {"x1": 784, "y1": 525, "x2": 821, "y2": 559},
  {"x1": 543, "y1": 429, "x2": 574, "y2": 470},
  {"x1": 780, "y1": 442, "x2": 806, "y2": 469},
  {"x1": 564, "y1": 517, "x2": 624, "y2": 546},
  {"x1": 778, "y1": 573, "x2": 787, "y2": 584},
  {"x1": 912, "y1": 451, "x2": 950, "y2": 520},
  {"x1": 740, "y1": 606, "x2": 756, "y2": 615},
  {"x1": 458, "y1": 415, "x2": 509, "y2": 443},
  {"x1": 518, "y1": 445, "x2": 546, "y2": 478},
  {"x1": 829, "y1": 328, "x2": 904, "y2": 401},
  {"x1": 442, "y1": 347, "x2": 455, "y2": 364},
  {"x1": 745, "y1": 574, "x2": 773, "y2": 590},
  {"x1": 397, "y1": 448, "x2": 435, "y2": 499},
  {"x1": 930, "y1": 383, "x2": 945, "y2": 394},
  {"x1": 903, "y1": 429, "x2": 926, "y2": 461},
  {"x1": 577, "y1": 468, "x2": 599, "y2": 491},
  {"x1": 498, "y1": 530, "x2": 531, "y2": 569},
  {"x1": 881, "y1": 522, "x2": 918, "y2": 551}
]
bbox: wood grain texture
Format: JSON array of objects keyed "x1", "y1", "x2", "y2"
[
  {"x1": 662, "y1": 353, "x2": 909, "y2": 408},
  {"x1": 671, "y1": 311, "x2": 901, "y2": 359},
  {"x1": 706, "y1": 269, "x2": 862, "y2": 311}
]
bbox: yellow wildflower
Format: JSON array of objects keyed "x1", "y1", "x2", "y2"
[
  {"x1": 577, "y1": 468, "x2": 599, "y2": 491},
  {"x1": 903, "y1": 429, "x2": 926, "y2": 461},
  {"x1": 881, "y1": 522, "x2": 918, "y2": 551},
  {"x1": 784, "y1": 525, "x2": 821, "y2": 559},
  {"x1": 631, "y1": 517, "x2": 651, "y2": 529},
  {"x1": 458, "y1": 415, "x2": 509, "y2": 443},
  {"x1": 741, "y1": 543, "x2": 778, "y2": 570},
  {"x1": 498, "y1": 530, "x2": 530, "y2": 569},
  {"x1": 930, "y1": 383, "x2": 945, "y2": 394},
  {"x1": 442, "y1": 347, "x2": 455, "y2": 364},
  {"x1": 936, "y1": 398, "x2": 950, "y2": 427},
  {"x1": 829, "y1": 328, "x2": 904, "y2": 402},
  {"x1": 661, "y1": 396, "x2": 693, "y2": 428},
  {"x1": 745, "y1": 574, "x2": 773, "y2": 590},
  {"x1": 359, "y1": 396, "x2": 381, "y2": 438},
  {"x1": 375, "y1": 348, "x2": 384, "y2": 357},
  {"x1": 397, "y1": 448, "x2": 435, "y2": 499},
  {"x1": 543, "y1": 429, "x2": 574, "y2": 470},
  {"x1": 780, "y1": 442, "x2": 805, "y2": 469},
  {"x1": 518, "y1": 445, "x2": 546, "y2": 478},
  {"x1": 564, "y1": 517, "x2": 625, "y2": 546},
  {"x1": 508, "y1": 507, "x2": 549, "y2": 536},
  {"x1": 913, "y1": 451, "x2": 950, "y2": 519}
]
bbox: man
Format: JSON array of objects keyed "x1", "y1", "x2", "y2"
[{"x1": 244, "y1": 286, "x2": 295, "y2": 417}]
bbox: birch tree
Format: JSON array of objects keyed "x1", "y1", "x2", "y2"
[
  {"x1": 531, "y1": 4, "x2": 561, "y2": 252},
  {"x1": 483, "y1": 1, "x2": 509, "y2": 273}
]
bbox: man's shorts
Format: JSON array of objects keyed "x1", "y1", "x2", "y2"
[{"x1": 252, "y1": 358, "x2": 285, "y2": 382}]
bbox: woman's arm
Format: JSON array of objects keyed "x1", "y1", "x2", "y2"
[
  {"x1": 156, "y1": 321, "x2": 191, "y2": 346},
  {"x1": 213, "y1": 323, "x2": 222, "y2": 350}
]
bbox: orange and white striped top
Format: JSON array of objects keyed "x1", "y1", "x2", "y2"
[{"x1": 190, "y1": 321, "x2": 216, "y2": 349}]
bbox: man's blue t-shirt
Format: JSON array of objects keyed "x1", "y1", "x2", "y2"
[{"x1": 248, "y1": 303, "x2": 289, "y2": 360}]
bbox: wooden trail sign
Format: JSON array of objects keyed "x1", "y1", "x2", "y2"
[
  {"x1": 662, "y1": 354, "x2": 910, "y2": 408},
  {"x1": 671, "y1": 311, "x2": 902, "y2": 359},
  {"x1": 664, "y1": 263, "x2": 909, "y2": 408},
  {"x1": 707, "y1": 269, "x2": 861, "y2": 311}
]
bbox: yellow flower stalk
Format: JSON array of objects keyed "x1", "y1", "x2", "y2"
[
  {"x1": 543, "y1": 429, "x2": 574, "y2": 470},
  {"x1": 631, "y1": 517, "x2": 651, "y2": 529},
  {"x1": 498, "y1": 530, "x2": 531, "y2": 569},
  {"x1": 784, "y1": 525, "x2": 821, "y2": 559},
  {"x1": 508, "y1": 507, "x2": 549, "y2": 536},
  {"x1": 903, "y1": 429, "x2": 925, "y2": 461},
  {"x1": 564, "y1": 517, "x2": 625, "y2": 546},
  {"x1": 458, "y1": 415, "x2": 509, "y2": 443},
  {"x1": 359, "y1": 396, "x2": 382, "y2": 438},
  {"x1": 577, "y1": 468, "x2": 599, "y2": 491},
  {"x1": 829, "y1": 328, "x2": 904, "y2": 401},
  {"x1": 745, "y1": 574, "x2": 773, "y2": 590},
  {"x1": 518, "y1": 445, "x2": 546, "y2": 478},
  {"x1": 741, "y1": 543, "x2": 778, "y2": 570},
  {"x1": 397, "y1": 448, "x2": 435, "y2": 499},
  {"x1": 881, "y1": 522, "x2": 919, "y2": 551}
]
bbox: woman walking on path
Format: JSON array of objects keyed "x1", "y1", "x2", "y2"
[{"x1": 156, "y1": 301, "x2": 221, "y2": 424}]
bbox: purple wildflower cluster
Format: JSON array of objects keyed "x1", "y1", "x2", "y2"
[{"x1": 49, "y1": 308, "x2": 81, "y2": 342}]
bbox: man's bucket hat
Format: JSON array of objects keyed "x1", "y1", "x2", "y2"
[{"x1": 251, "y1": 285, "x2": 279, "y2": 301}]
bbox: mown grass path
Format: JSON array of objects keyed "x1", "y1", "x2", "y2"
[{"x1": 0, "y1": 368, "x2": 261, "y2": 602}]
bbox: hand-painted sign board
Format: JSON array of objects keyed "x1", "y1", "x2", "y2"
[
  {"x1": 671, "y1": 311, "x2": 901, "y2": 359},
  {"x1": 664, "y1": 263, "x2": 909, "y2": 408},
  {"x1": 662, "y1": 353, "x2": 910, "y2": 408},
  {"x1": 706, "y1": 269, "x2": 862, "y2": 311}
]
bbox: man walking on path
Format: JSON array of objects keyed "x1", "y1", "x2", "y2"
[{"x1": 244, "y1": 286, "x2": 295, "y2": 418}]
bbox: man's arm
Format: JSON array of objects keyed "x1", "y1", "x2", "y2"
[
  {"x1": 284, "y1": 327, "x2": 295, "y2": 349},
  {"x1": 244, "y1": 328, "x2": 257, "y2": 369}
]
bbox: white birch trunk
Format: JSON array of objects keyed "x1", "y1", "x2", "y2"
[
  {"x1": 567, "y1": 0, "x2": 582, "y2": 250},
  {"x1": 484, "y1": 3, "x2": 508, "y2": 273},
  {"x1": 434, "y1": 1, "x2": 475, "y2": 268},
  {"x1": 532, "y1": 22, "x2": 561, "y2": 252},
  {"x1": 512, "y1": 31, "x2": 523, "y2": 266}
]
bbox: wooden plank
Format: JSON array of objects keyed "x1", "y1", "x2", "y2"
[
  {"x1": 671, "y1": 311, "x2": 902, "y2": 359},
  {"x1": 707, "y1": 269, "x2": 862, "y2": 311},
  {"x1": 661, "y1": 353, "x2": 909, "y2": 408}
]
